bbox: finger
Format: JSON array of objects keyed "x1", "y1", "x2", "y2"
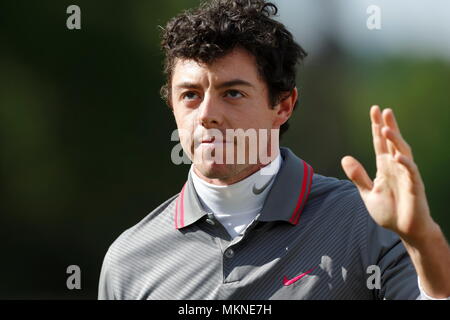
[
  {"x1": 383, "y1": 108, "x2": 412, "y2": 158},
  {"x1": 395, "y1": 153, "x2": 424, "y2": 191},
  {"x1": 382, "y1": 108, "x2": 400, "y2": 133},
  {"x1": 341, "y1": 156, "x2": 373, "y2": 194},
  {"x1": 381, "y1": 109, "x2": 396, "y2": 156},
  {"x1": 386, "y1": 138, "x2": 396, "y2": 157},
  {"x1": 382, "y1": 126, "x2": 413, "y2": 159},
  {"x1": 371, "y1": 105, "x2": 389, "y2": 155}
]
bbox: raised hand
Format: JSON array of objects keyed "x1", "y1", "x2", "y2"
[{"x1": 341, "y1": 105, "x2": 434, "y2": 245}]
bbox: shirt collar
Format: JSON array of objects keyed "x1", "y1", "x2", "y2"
[{"x1": 174, "y1": 147, "x2": 314, "y2": 229}]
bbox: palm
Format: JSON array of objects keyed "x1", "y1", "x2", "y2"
[{"x1": 342, "y1": 106, "x2": 430, "y2": 240}]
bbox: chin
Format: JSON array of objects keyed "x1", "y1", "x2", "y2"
[{"x1": 194, "y1": 162, "x2": 237, "y2": 180}]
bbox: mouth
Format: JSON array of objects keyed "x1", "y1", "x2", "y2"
[
  {"x1": 200, "y1": 136, "x2": 232, "y2": 144},
  {"x1": 201, "y1": 136, "x2": 216, "y2": 144}
]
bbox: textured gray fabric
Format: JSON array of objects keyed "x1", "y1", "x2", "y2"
[{"x1": 98, "y1": 147, "x2": 420, "y2": 300}]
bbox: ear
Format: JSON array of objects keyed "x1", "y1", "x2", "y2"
[{"x1": 273, "y1": 87, "x2": 298, "y2": 127}]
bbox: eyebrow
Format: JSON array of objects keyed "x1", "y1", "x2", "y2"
[
  {"x1": 174, "y1": 79, "x2": 255, "y2": 91},
  {"x1": 215, "y1": 79, "x2": 255, "y2": 90}
]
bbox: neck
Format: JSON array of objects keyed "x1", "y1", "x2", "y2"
[
  {"x1": 190, "y1": 153, "x2": 282, "y2": 216},
  {"x1": 193, "y1": 148, "x2": 281, "y2": 186}
]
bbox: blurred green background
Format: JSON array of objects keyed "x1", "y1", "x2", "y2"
[{"x1": 0, "y1": 0, "x2": 449, "y2": 299}]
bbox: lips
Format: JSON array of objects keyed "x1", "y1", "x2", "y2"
[
  {"x1": 201, "y1": 136, "x2": 217, "y2": 143},
  {"x1": 200, "y1": 136, "x2": 231, "y2": 144}
]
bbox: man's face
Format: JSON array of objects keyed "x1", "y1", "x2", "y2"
[{"x1": 170, "y1": 47, "x2": 292, "y2": 185}]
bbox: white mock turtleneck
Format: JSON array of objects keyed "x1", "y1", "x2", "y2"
[{"x1": 190, "y1": 153, "x2": 282, "y2": 238}]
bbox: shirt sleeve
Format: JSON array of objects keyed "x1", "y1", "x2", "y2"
[
  {"x1": 98, "y1": 247, "x2": 116, "y2": 300},
  {"x1": 417, "y1": 277, "x2": 450, "y2": 300},
  {"x1": 365, "y1": 213, "x2": 421, "y2": 300}
]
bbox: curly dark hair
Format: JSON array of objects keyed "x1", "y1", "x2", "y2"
[{"x1": 160, "y1": 0, "x2": 307, "y2": 137}]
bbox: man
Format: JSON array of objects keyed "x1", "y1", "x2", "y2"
[{"x1": 98, "y1": 0, "x2": 450, "y2": 299}]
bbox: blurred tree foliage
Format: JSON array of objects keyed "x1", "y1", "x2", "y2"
[{"x1": 0, "y1": 1, "x2": 449, "y2": 299}]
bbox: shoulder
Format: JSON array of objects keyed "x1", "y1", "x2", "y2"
[
  {"x1": 99, "y1": 193, "x2": 179, "y2": 298},
  {"x1": 99, "y1": 193, "x2": 179, "y2": 296},
  {"x1": 309, "y1": 173, "x2": 365, "y2": 210},
  {"x1": 107, "y1": 193, "x2": 178, "y2": 259},
  {"x1": 304, "y1": 173, "x2": 370, "y2": 237}
]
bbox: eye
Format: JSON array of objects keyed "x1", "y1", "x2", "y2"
[
  {"x1": 182, "y1": 91, "x2": 200, "y2": 100},
  {"x1": 224, "y1": 90, "x2": 244, "y2": 99}
]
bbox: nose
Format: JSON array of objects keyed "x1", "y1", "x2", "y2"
[{"x1": 197, "y1": 93, "x2": 223, "y2": 128}]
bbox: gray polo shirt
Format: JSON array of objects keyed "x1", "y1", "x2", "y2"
[{"x1": 98, "y1": 147, "x2": 420, "y2": 300}]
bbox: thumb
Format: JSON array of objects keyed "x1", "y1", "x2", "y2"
[{"x1": 341, "y1": 156, "x2": 373, "y2": 194}]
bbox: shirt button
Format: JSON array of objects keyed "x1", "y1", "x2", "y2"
[
  {"x1": 206, "y1": 218, "x2": 216, "y2": 226},
  {"x1": 224, "y1": 249, "x2": 234, "y2": 259}
]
